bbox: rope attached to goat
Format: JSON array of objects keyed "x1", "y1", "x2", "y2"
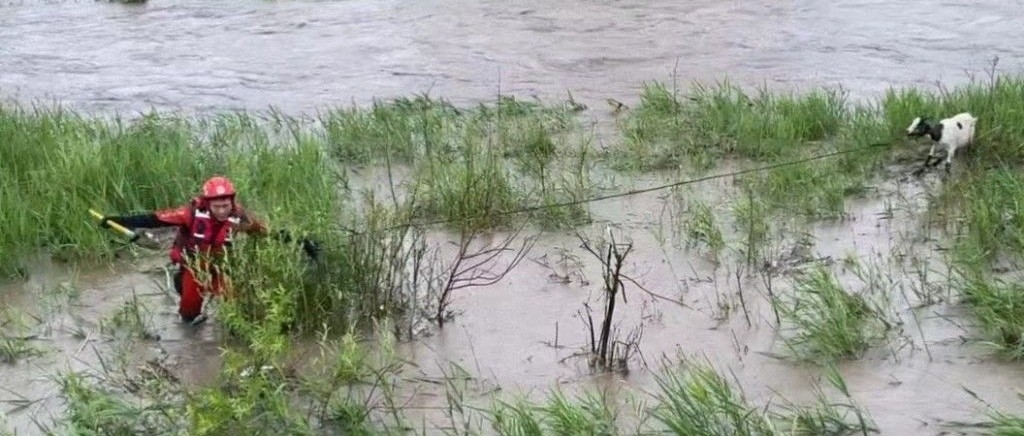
[{"x1": 356, "y1": 140, "x2": 897, "y2": 234}]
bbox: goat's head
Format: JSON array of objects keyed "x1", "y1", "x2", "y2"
[{"x1": 906, "y1": 116, "x2": 933, "y2": 137}]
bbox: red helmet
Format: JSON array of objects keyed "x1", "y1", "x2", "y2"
[{"x1": 201, "y1": 176, "x2": 236, "y2": 199}]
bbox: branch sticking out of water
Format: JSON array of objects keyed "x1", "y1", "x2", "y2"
[
  {"x1": 435, "y1": 221, "x2": 539, "y2": 327},
  {"x1": 577, "y1": 228, "x2": 643, "y2": 372}
]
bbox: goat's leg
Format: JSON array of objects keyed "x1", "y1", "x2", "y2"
[
  {"x1": 914, "y1": 144, "x2": 938, "y2": 176},
  {"x1": 927, "y1": 144, "x2": 946, "y2": 168},
  {"x1": 944, "y1": 146, "x2": 957, "y2": 174}
]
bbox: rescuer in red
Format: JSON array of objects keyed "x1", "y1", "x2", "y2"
[{"x1": 100, "y1": 176, "x2": 319, "y2": 324}]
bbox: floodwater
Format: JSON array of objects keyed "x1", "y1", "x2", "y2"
[
  {"x1": 2, "y1": 0, "x2": 1024, "y2": 115},
  {"x1": 4, "y1": 0, "x2": 1024, "y2": 434}
]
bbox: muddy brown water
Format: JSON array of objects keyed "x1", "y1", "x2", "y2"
[
  {"x1": 5, "y1": 0, "x2": 1024, "y2": 434},
  {"x1": 2, "y1": 0, "x2": 1024, "y2": 115}
]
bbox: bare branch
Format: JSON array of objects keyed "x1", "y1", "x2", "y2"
[{"x1": 434, "y1": 220, "x2": 540, "y2": 326}]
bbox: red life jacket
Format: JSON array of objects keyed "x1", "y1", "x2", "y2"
[{"x1": 169, "y1": 198, "x2": 242, "y2": 264}]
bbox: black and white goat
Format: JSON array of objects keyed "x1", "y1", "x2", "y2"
[{"x1": 906, "y1": 112, "x2": 978, "y2": 174}]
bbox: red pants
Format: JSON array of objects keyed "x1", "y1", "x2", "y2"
[{"x1": 174, "y1": 266, "x2": 229, "y2": 320}]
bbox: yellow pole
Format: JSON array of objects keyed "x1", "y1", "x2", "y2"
[{"x1": 89, "y1": 209, "x2": 139, "y2": 240}]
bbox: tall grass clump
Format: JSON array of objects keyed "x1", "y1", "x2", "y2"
[
  {"x1": 54, "y1": 371, "x2": 182, "y2": 435},
  {"x1": 410, "y1": 142, "x2": 520, "y2": 231},
  {"x1": 0, "y1": 106, "x2": 210, "y2": 275},
  {"x1": 646, "y1": 357, "x2": 875, "y2": 435},
  {"x1": 647, "y1": 357, "x2": 774, "y2": 435},
  {"x1": 0, "y1": 104, "x2": 352, "y2": 278},
  {"x1": 616, "y1": 80, "x2": 848, "y2": 171},
  {"x1": 942, "y1": 171, "x2": 1024, "y2": 361},
  {"x1": 483, "y1": 388, "x2": 619, "y2": 436},
  {"x1": 732, "y1": 189, "x2": 771, "y2": 265},
  {"x1": 320, "y1": 94, "x2": 465, "y2": 164},
  {"x1": 216, "y1": 216, "x2": 415, "y2": 337},
  {"x1": 319, "y1": 93, "x2": 577, "y2": 166},
  {"x1": 956, "y1": 275, "x2": 1024, "y2": 360},
  {"x1": 986, "y1": 409, "x2": 1024, "y2": 435},
  {"x1": 938, "y1": 168, "x2": 1024, "y2": 271},
  {"x1": 881, "y1": 67, "x2": 1024, "y2": 166},
  {"x1": 202, "y1": 322, "x2": 408, "y2": 433},
  {"x1": 773, "y1": 266, "x2": 890, "y2": 362},
  {"x1": 683, "y1": 199, "x2": 726, "y2": 254}
]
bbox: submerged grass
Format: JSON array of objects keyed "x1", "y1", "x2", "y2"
[
  {"x1": 939, "y1": 168, "x2": 1024, "y2": 270},
  {"x1": 937, "y1": 161, "x2": 1024, "y2": 361},
  {"x1": 647, "y1": 357, "x2": 774, "y2": 435},
  {"x1": 988, "y1": 410, "x2": 1024, "y2": 436},
  {"x1": 0, "y1": 306, "x2": 43, "y2": 364},
  {"x1": 485, "y1": 389, "x2": 620, "y2": 436},
  {"x1": 774, "y1": 266, "x2": 891, "y2": 362},
  {"x1": 53, "y1": 323, "x2": 404, "y2": 435},
  {"x1": 956, "y1": 275, "x2": 1024, "y2": 360},
  {"x1": 646, "y1": 356, "x2": 875, "y2": 435}
]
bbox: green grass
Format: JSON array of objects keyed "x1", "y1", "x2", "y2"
[
  {"x1": 617, "y1": 72, "x2": 1024, "y2": 171},
  {"x1": 610, "y1": 72, "x2": 1024, "y2": 222},
  {"x1": 645, "y1": 356, "x2": 874, "y2": 435},
  {"x1": 731, "y1": 188, "x2": 771, "y2": 265},
  {"x1": 0, "y1": 105, "x2": 343, "y2": 276},
  {"x1": 956, "y1": 275, "x2": 1024, "y2": 360},
  {"x1": 772, "y1": 365, "x2": 876, "y2": 436},
  {"x1": 484, "y1": 388, "x2": 619, "y2": 436},
  {"x1": 319, "y1": 93, "x2": 576, "y2": 166},
  {"x1": 0, "y1": 93, "x2": 595, "y2": 277},
  {"x1": 0, "y1": 306, "x2": 43, "y2": 364},
  {"x1": 56, "y1": 371, "x2": 181, "y2": 435},
  {"x1": 773, "y1": 266, "x2": 891, "y2": 362},
  {"x1": 682, "y1": 199, "x2": 726, "y2": 254},
  {"x1": 988, "y1": 410, "x2": 1024, "y2": 436},
  {"x1": 409, "y1": 141, "x2": 521, "y2": 231},
  {"x1": 936, "y1": 168, "x2": 1024, "y2": 270},
  {"x1": 935, "y1": 165, "x2": 1024, "y2": 363},
  {"x1": 647, "y1": 357, "x2": 774, "y2": 435},
  {"x1": 54, "y1": 319, "x2": 404, "y2": 435},
  {"x1": 615, "y1": 80, "x2": 849, "y2": 171}
]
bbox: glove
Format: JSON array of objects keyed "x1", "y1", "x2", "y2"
[
  {"x1": 274, "y1": 229, "x2": 320, "y2": 260},
  {"x1": 301, "y1": 239, "x2": 320, "y2": 260}
]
